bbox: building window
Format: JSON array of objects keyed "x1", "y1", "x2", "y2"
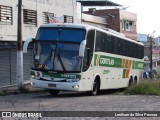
[
  {"x1": 64, "y1": 15, "x2": 73, "y2": 23},
  {"x1": 23, "y1": 9, "x2": 37, "y2": 26},
  {"x1": 43, "y1": 12, "x2": 54, "y2": 24},
  {"x1": 0, "y1": 5, "x2": 12, "y2": 24},
  {"x1": 122, "y1": 20, "x2": 134, "y2": 32}
]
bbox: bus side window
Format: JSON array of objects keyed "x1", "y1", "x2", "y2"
[
  {"x1": 83, "y1": 30, "x2": 95, "y2": 71},
  {"x1": 132, "y1": 44, "x2": 135, "y2": 58},
  {"x1": 140, "y1": 46, "x2": 144, "y2": 59},
  {"x1": 122, "y1": 40, "x2": 126, "y2": 56},
  {"x1": 83, "y1": 47, "x2": 90, "y2": 71},
  {"x1": 118, "y1": 39, "x2": 123, "y2": 55},
  {"x1": 113, "y1": 36, "x2": 118, "y2": 55},
  {"x1": 95, "y1": 31, "x2": 104, "y2": 52},
  {"x1": 105, "y1": 34, "x2": 112, "y2": 53},
  {"x1": 95, "y1": 31, "x2": 101, "y2": 52},
  {"x1": 86, "y1": 30, "x2": 95, "y2": 54},
  {"x1": 128, "y1": 42, "x2": 133, "y2": 57},
  {"x1": 105, "y1": 37, "x2": 109, "y2": 53},
  {"x1": 135, "y1": 44, "x2": 138, "y2": 58}
]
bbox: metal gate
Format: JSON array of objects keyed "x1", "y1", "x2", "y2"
[{"x1": 0, "y1": 42, "x2": 32, "y2": 87}]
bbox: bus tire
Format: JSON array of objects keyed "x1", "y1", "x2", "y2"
[
  {"x1": 49, "y1": 90, "x2": 59, "y2": 96},
  {"x1": 88, "y1": 79, "x2": 99, "y2": 96},
  {"x1": 134, "y1": 76, "x2": 138, "y2": 84},
  {"x1": 128, "y1": 76, "x2": 133, "y2": 87}
]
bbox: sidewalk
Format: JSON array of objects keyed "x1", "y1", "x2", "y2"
[{"x1": 0, "y1": 82, "x2": 45, "y2": 96}]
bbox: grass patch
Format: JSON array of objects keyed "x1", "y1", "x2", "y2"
[{"x1": 125, "y1": 79, "x2": 160, "y2": 95}]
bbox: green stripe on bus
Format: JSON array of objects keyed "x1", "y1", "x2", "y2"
[
  {"x1": 125, "y1": 59, "x2": 128, "y2": 68},
  {"x1": 94, "y1": 54, "x2": 98, "y2": 66},
  {"x1": 31, "y1": 71, "x2": 81, "y2": 79},
  {"x1": 123, "y1": 69, "x2": 127, "y2": 78},
  {"x1": 94, "y1": 54, "x2": 144, "y2": 69},
  {"x1": 132, "y1": 61, "x2": 135, "y2": 69},
  {"x1": 132, "y1": 61, "x2": 144, "y2": 69},
  {"x1": 94, "y1": 54, "x2": 122, "y2": 68}
]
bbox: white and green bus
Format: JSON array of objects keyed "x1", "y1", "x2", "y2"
[{"x1": 23, "y1": 23, "x2": 144, "y2": 96}]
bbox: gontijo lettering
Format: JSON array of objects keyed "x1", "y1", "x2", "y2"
[{"x1": 100, "y1": 58, "x2": 114, "y2": 65}]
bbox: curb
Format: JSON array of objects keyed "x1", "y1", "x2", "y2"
[{"x1": 0, "y1": 81, "x2": 46, "y2": 96}]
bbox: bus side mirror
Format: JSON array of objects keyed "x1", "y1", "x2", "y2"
[
  {"x1": 79, "y1": 40, "x2": 86, "y2": 57},
  {"x1": 23, "y1": 38, "x2": 34, "y2": 53}
]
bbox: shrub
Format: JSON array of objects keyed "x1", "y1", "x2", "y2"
[{"x1": 125, "y1": 79, "x2": 160, "y2": 95}]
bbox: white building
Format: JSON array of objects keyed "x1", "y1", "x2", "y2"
[
  {"x1": 0, "y1": 0, "x2": 80, "y2": 87},
  {"x1": 0, "y1": 0, "x2": 80, "y2": 41}
]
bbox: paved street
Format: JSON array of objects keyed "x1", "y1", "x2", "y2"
[{"x1": 0, "y1": 91, "x2": 160, "y2": 120}]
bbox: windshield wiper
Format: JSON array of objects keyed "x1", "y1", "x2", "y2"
[
  {"x1": 53, "y1": 29, "x2": 66, "y2": 71},
  {"x1": 57, "y1": 53, "x2": 66, "y2": 71}
]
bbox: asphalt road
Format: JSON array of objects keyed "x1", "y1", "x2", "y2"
[{"x1": 0, "y1": 91, "x2": 160, "y2": 120}]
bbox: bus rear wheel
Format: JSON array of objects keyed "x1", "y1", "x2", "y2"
[
  {"x1": 49, "y1": 90, "x2": 59, "y2": 96},
  {"x1": 128, "y1": 76, "x2": 138, "y2": 87},
  {"x1": 88, "y1": 80, "x2": 98, "y2": 96}
]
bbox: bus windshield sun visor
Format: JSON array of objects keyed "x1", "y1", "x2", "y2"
[{"x1": 36, "y1": 27, "x2": 86, "y2": 42}]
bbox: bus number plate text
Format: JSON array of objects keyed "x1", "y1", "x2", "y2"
[{"x1": 48, "y1": 84, "x2": 56, "y2": 87}]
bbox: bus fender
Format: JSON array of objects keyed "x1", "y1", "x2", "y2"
[
  {"x1": 91, "y1": 74, "x2": 101, "y2": 90},
  {"x1": 128, "y1": 75, "x2": 133, "y2": 86},
  {"x1": 87, "y1": 74, "x2": 101, "y2": 96}
]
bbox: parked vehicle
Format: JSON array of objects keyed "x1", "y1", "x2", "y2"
[{"x1": 143, "y1": 71, "x2": 149, "y2": 79}]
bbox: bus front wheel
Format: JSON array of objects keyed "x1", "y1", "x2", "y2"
[{"x1": 88, "y1": 80, "x2": 98, "y2": 96}]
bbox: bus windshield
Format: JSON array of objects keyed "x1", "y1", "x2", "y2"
[{"x1": 31, "y1": 27, "x2": 86, "y2": 73}]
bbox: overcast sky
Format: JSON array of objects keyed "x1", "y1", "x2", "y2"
[{"x1": 111, "y1": 0, "x2": 160, "y2": 37}]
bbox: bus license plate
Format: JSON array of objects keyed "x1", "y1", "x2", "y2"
[{"x1": 48, "y1": 84, "x2": 56, "y2": 87}]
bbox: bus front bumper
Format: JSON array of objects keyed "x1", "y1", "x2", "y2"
[{"x1": 31, "y1": 79, "x2": 81, "y2": 91}]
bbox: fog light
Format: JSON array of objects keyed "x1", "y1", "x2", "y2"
[
  {"x1": 72, "y1": 85, "x2": 79, "y2": 88},
  {"x1": 31, "y1": 75, "x2": 35, "y2": 79}
]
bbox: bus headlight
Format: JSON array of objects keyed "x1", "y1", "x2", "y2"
[{"x1": 66, "y1": 79, "x2": 79, "y2": 82}]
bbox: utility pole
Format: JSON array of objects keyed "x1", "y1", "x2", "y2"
[
  {"x1": 150, "y1": 36, "x2": 153, "y2": 72},
  {"x1": 149, "y1": 31, "x2": 155, "y2": 79},
  {"x1": 17, "y1": 0, "x2": 24, "y2": 89}
]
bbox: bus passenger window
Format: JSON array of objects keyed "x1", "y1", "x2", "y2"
[
  {"x1": 113, "y1": 37, "x2": 118, "y2": 55},
  {"x1": 83, "y1": 30, "x2": 95, "y2": 71}
]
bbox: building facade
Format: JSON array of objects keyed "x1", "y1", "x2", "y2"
[
  {"x1": 0, "y1": 0, "x2": 79, "y2": 41},
  {"x1": 142, "y1": 37, "x2": 160, "y2": 72},
  {"x1": 0, "y1": 0, "x2": 79, "y2": 87},
  {"x1": 83, "y1": 8, "x2": 137, "y2": 40}
]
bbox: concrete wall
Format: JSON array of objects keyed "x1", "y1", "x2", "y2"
[
  {"x1": 82, "y1": 13, "x2": 108, "y2": 28},
  {"x1": 0, "y1": 0, "x2": 79, "y2": 41}
]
